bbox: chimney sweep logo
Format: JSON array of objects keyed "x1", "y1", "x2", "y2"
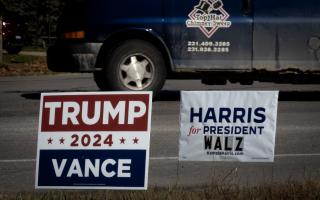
[{"x1": 186, "y1": 0, "x2": 232, "y2": 38}]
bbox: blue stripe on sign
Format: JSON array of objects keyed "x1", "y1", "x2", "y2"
[{"x1": 38, "y1": 150, "x2": 146, "y2": 187}]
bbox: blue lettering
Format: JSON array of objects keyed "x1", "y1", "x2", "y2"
[
  {"x1": 204, "y1": 108, "x2": 217, "y2": 123},
  {"x1": 219, "y1": 108, "x2": 231, "y2": 123},
  {"x1": 254, "y1": 107, "x2": 266, "y2": 123},
  {"x1": 233, "y1": 108, "x2": 246, "y2": 123},
  {"x1": 190, "y1": 107, "x2": 202, "y2": 122},
  {"x1": 203, "y1": 126, "x2": 209, "y2": 134}
]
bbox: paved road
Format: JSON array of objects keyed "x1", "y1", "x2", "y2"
[{"x1": 0, "y1": 74, "x2": 320, "y2": 192}]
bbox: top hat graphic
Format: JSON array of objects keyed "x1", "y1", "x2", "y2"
[{"x1": 195, "y1": 0, "x2": 223, "y2": 14}]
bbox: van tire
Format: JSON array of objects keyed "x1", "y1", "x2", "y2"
[{"x1": 94, "y1": 40, "x2": 166, "y2": 96}]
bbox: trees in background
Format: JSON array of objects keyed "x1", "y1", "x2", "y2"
[{"x1": 1, "y1": 0, "x2": 64, "y2": 46}]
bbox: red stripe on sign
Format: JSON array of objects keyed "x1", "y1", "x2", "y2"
[{"x1": 40, "y1": 94, "x2": 150, "y2": 132}]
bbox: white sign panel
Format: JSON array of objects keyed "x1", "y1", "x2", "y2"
[{"x1": 179, "y1": 91, "x2": 279, "y2": 162}]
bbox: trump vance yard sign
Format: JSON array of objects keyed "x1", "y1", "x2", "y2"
[{"x1": 35, "y1": 92, "x2": 152, "y2": 190}]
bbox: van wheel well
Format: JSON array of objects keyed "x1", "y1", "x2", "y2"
[
  {"x1": 96, "y1": 30, "x2": 173, "y2": 74},
  {"x1": 94, "y1": 39, "x2": 167, "y2": 96}
]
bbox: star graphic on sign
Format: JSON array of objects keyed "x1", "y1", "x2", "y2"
[
  {"x1": 120, "y1": 137, "x2": 126, "y2": 144},
  {"x1": 133, "y1": 137, "x2": 139, "y2": 144},
  {"x1": 59, "y1": 137, "x2": 65, "y2": 144},
  {"x1": 47, "y1": 137, "x2": 53, "y2": 144}
]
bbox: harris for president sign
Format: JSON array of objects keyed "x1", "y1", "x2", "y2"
[{"x1": 179, "y1": 91, "x2": 279, "y2": 162}]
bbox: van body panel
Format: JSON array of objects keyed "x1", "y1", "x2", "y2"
[
  {"x1": 84, "y1": 0, "x2": 164, "y2": 42},
  {"x1": 253, "y1": 0, "x2": 320, "y2": 71},
  {"x1": 47, "y1": 0, "x2": 320, "y2": 85},
  {"x1": 163, "y1": 0, "x2": 253, "y2": 71}
]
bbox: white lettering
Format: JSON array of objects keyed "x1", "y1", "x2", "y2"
[
  {"x1": 62, "y1": 102, "x2": 80, "y2": 125},
  {"x1": 103, "y1": 101, "x2": 125, "y2": 124},
  {"x1": 117, "y1": 159, "x2": 131, "y2": 178},
  {"x1": 101, "y1": 159, "x2": 116, "y2": 178},
  {"x1": 67, "y1": 159, "x2": 83, "y2": 177},
  {"x1": 44, "y1": 100, "x2": 147, "y2": 126},
  {"x1": 128, "y1": 101, "x2": 146, "y2": 124},
  {"x1": 52, "y1": 159, "x2": 67, "y2": 177},
  {"x1": 51, "y1": 158, "x2": 132, "y2": 178},
  {"x1": 82, "y1": 101, "x2": 101, "y2": 125},
  {"x1": 44, "y1": 102, "x2": 61, "y2": 125},
  {"x1": 84, "y1": 159, "x2": 100, "y2": 177}
]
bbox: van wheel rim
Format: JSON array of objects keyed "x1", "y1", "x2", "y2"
[{"x1": 119, "y1": 54, "x2": 155, "y2": 90}]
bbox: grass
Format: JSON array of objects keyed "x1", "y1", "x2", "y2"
[
  {"x1": 3, "y1": 54, "x2": 36, "y2": 64},
  {"x1": 0, "y1": 54, "x2": 57, "y2": 76},
  {"x1": 0, "y1": 180, "x2": 319, "y2": 200},
  {"x1": 22, "y1": 46, "x2": 46, "y2": 52}
]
